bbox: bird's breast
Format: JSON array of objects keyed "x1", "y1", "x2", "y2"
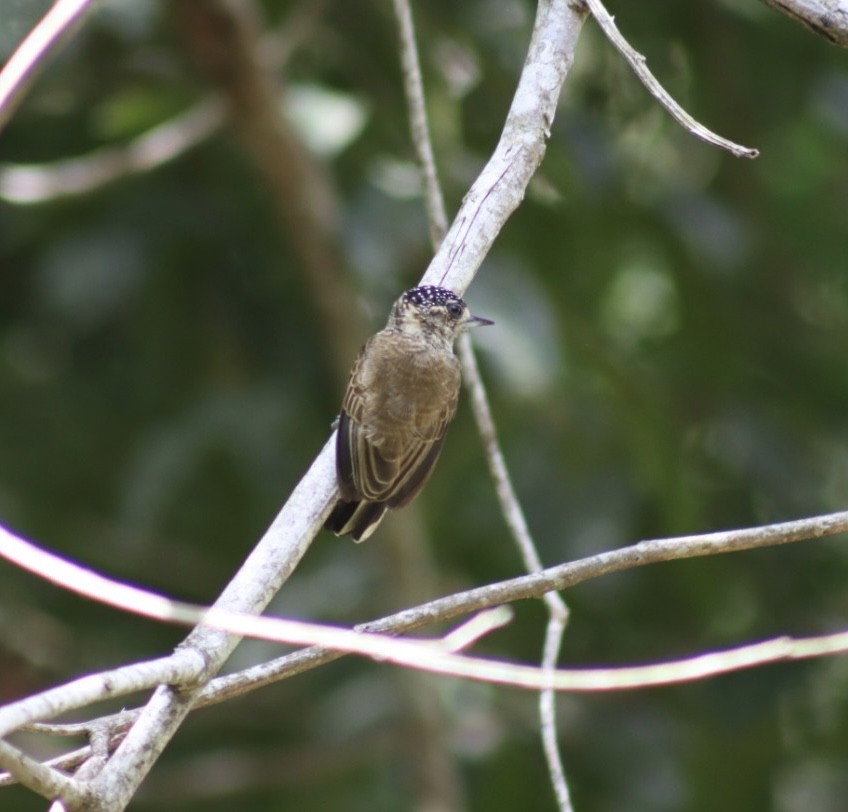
[{"x1": 359, "y1": 336, "x2": 460, "y2": 443}]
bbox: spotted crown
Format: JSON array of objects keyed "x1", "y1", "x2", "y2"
[{"x1": 401, "y1": 286, "x2": 466, "y2": 311}]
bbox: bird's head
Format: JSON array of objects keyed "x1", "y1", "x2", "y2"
[{"x1": 388, "y1": 285, "x2": 493, "y2": 347}]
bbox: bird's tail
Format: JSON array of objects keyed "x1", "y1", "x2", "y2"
[{"x1": 325, "y1": 499, "x2": 387, "y2": 542}]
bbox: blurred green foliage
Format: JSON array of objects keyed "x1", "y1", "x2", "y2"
[{"x1": 2, "y1": 0, "x2": 848, "y2": 810}]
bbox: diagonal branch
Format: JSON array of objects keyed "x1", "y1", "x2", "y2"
[
  {"x1": 82, "y1": 435, "x2": 337, "y2": 811},
  {"x1": 391, "y1": 0, "x2": 449, "y2": 244},
  {"x1": 2, "y1": 506, "x2": 848, "y2": 790},
  {"x1": 760, "y1": 0, "x2": 848, "y2": 46},
  {"x1": 422, "y1": 0, "x2": 588, "y2": 292},
  {"x1": 0, "y1": 99, "x2": 224, "y2": 205},
  {"x1": 0, "y1": 739, "x2": 83, "y2": 805},
  {"x1": 0, "y1": 0, "x2": 98, "y2": 132},
  {"x1": 0, "y1": 1, "x2": 589, "y2": 805},
  {"x1": 584, "y1": 0, "x2": 759, "y2": 158},
  {"x1": 391, "y1": 1, "x2": 577, "y2": 805},
  {"x1": 459, "y1": 337, "x2": 573, "y2": 811}
]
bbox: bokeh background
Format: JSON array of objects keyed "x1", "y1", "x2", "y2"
[{"x1": 2, "y1": 0, "x2": 848, "y2": 809}]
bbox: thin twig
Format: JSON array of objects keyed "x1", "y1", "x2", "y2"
[
  {"x1": 458, "y1": 338, "x2": 573, "y2": 811},
  {"x1": 391, "y1": 1, "x2": 574, "y2": 803},
  {"x1": 4, "y1": 507, "x2": 848, "y2": 708},
  {"x1": 3, "y1": 529, "x2": 848, "y2": 691},
  {"x1": 0, "y1": 0, "x2": 99, "y2": 132},
  {"x1": 391, "y1": 0, "x2": 449, "y2": 244},
  {"x1": 0, "y1": 0, "x2": 328, "y2": 205},
  {"x1": 3, "y1": 508, "x2": 848, "y2": 789},
  {"x1": 541, "y1": 611, "x2": 571, "y2": 809},
  {"x1": 0, "y1": 99, "x2": 225, "y2": 204},
  {"x1": 584, "y1": 0, "x2": 759, "y2": 158},
  {"x1": 440, "y1": 606, "x2": 514, "y2": 651}
]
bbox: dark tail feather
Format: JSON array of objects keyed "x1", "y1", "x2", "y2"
[
  {"x1": 325, "y1": 500, "x2": 388, "y2": 542},
  {"x1": 325, "y1": 500, "x2": 357, "y2": 534}
]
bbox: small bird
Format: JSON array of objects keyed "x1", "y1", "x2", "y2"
[{"x1": 325, "y1": 285, "x2": 494, "y2": 541}]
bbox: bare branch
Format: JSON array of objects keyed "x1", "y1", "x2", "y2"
[
  {"x1": 761, "y1": 0, "x2": 848, "y2": 46},
  {"x1": 0, "y1": 100, "x2": 224, "y2": 204},
  {"x1": 458, "y1": 343, "x2": 539, "y2": 577},
  {"x1": 0, "y1": 0, "x2": 98, "y2": 133},
  {"x1": 5, "y1": 508, "x2": 848, "y2": 690},
  {"x1": 422, "y1": 0, "x2": 588, "y2": 292},
  {"x1": 584, "y1": 0, "x2": 759, "y2": 158},
  {"x1": 459, "y1": 336, "x2": 574, "y2": 810},
  {"x1": 3, "y1": 503, "x2": 848, "y2": 796},
  {"x1": 541, "y1": 611, "x2": 572, "y2": 810},
  {"x1": 391, "y1": 0, "x2": 449, "y2": 245},
  {"x1": 6, "y1": 623, "x2": 848, "y2": 792},
  {"x1": 173, "y1": 624, "x2": 848, "y2": 691},
  {"x1": 4, "y1": 542, "x2": 848, "y2": 693},
  {"x1": 0, "y1": 651, "x2": 201, "y2": 740},
  {"x1": 391, "y1": 1, "x2": 577, "y2": 803},
  {"x1": 198, "y1": 507, "x2": 848, "y2": 700},
  {"x1": 440, "y1": 606, "x2": 514, "y2": 651},
  {"x1": 0, "y1": 739, "x2": 83, "y2": 805},
  {"x1": 5, "y1": 507, "x2": 848, "y2": 799},
  {"x1": 84, "y1": 433, "x2": 336, "y2": 811}
]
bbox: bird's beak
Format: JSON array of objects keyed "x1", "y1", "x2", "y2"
[{"x1": 464, "y1": 313, "x2": 494, "y2": 328}]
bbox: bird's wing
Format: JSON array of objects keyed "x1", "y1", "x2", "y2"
[
  {"x1": 335, "y1": 343, "x2": 371, "y2": 501},
  {"x1": 336, "y1": 407, "x2": 397, "y2": 501},
  {"x1": 338, "y1": 340, "x2": 399, "y2": 501},
  {"x1": 386, "y1": 433, "x2": 447, "y2": 508}
]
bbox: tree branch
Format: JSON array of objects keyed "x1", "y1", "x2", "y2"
[
  {"x1": 761, "y1": 0, "x2": 848, "y2": 46},
  {"x1": 3, "y1": 506, "x2": 848, "y2": 795},
  {"x1": 82, "y1": 435, "x2": 336, "y2": 811},
  {"x1": 4, "y1": 0, "x2": 838, "y2": 806},
  {"x1": 0, "y1": 99, "x2": 225, "y2": 204},
  {"x1": 3, "y1": 527, "x2": 848, "y2": 696},
  {"x1": 391, "y1": 1, "x2": 576, "y2": 804},
  {"x1": 422, "y1": 0, "x2": 588, "y2": 291},
  {"x1": 391, "y1": 0, "x2": 450, "y2": 244},
  {"x1": 0, "y1": 739, "x2": 83, "y2": 805},
  {"x1": 584, "y1": 0, "x2": 759, "y2": 158},
  {"x1": 0, "y1": 0, "x2": 97, "y2": 133}
]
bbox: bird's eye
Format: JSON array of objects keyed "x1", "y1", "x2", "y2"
[{"x1": 446, "y1": 302, "x2": 463, "y2": 318}]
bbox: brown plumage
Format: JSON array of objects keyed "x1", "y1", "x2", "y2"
[{"x1": 325, "y1": 285, "x2": 493, "y2": 541}]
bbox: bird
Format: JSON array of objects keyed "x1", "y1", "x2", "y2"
[{"x1": 325, "y1": 285, "x2": 494, "y2": 542}]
